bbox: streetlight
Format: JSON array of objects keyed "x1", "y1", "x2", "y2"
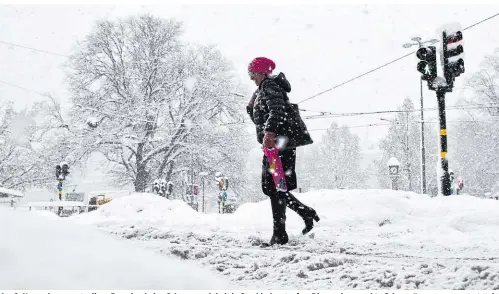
[
  {"x1": 380, "y1": 117, "x2": 411, "y2": 191},
  {"x1": 402, "y1": 37, "x2": 438, "y2": 195}
]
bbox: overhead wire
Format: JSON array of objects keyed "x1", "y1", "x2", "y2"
[
  {"x1": 0, "y1": 40, "x2": 69, "y2": 57},
  {"x1": 2, "y1": 76, "x2": 498, "y2": 130},
  {"x1": 1, "y1": 12, "x2": 499, "y2": 130},
  {"x1": 307, "y1": 117, "x2": 499, "y2": 132},
  {"x1": 296, "y1": 51, "x2": 416, "y2": 104},
  {"x1": 2, "y1": 11, "x2": 499, "y2": 108},
  {"x1": 302, "y1": 104, "x2": 499, "y2": 120},
  {"x1": 296, "y1": 12, "x2": 499, "y2": 105}
]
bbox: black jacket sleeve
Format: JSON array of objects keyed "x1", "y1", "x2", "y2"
[{"x1": 261, "y1": 79, "x2": 286, "y2": 134}]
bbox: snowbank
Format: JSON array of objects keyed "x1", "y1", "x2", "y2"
[
  {"x1": 72, "y1": 190, "x2": 499, "y2": 290},
  {"x1": 0, "y1": 207, "x2": 231, "y2": 290}
]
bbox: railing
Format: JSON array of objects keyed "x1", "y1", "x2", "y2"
[{"x1": 20, "y1": 202, "x2": 103, "y2": 215}]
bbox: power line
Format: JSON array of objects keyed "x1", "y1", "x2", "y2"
[
  {"x1": 3, "y1": 73, "x2": 499, "y2": 131},
  {"x1": 302, "y1": 104, "x2": 499, "y2": 120},
  {"x1": 307, "y1": 117, "x2": 499, "y2": 132},
  {"x1": 296, "y1": 11, "x2": 499, "y2": 105},
  {"x1": 1, "y1": 12, "x2": 498, "y2": 109},
  {"x1": 3, "y1": 75, "x2": 499, "y2": 130},
  {"x1": 0, "y1": 79, "x2": 49, "y2": 96},
  {"x1": 296, "y1": 51, "x2": 415, "y2": 105},
  {"x1": 1, "y1": 12, "x2": 499, "y2": 129},
  {"x1": 463, "y1": 12, "x2": 499, "y2": 30},
  {"x1": 0, "y1": 40, "x2": 68, "y2": 57},
  {"x1": 308, "y1": 123, "x2": 390, "y2": 131}
]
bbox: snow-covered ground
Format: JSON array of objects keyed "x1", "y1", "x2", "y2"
[
  {"x1": 69, "y1": 190, "x2": 499, "y2": 290},
  {"x1": 0, "y1": 207, "x2": 232, "y2": 290}
]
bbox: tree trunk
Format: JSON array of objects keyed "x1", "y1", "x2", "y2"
[
  {"x1": 134, "y1": 164, "x2": 149, "y2": 192},
  {"x1": 134, "y1": 143, "x2": 148, "y2": 192},
  {"x1": 165, "y1": 161, "x2": 174, "y2": 183}
]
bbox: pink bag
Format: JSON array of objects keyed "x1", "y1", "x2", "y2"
[{"x1": 263, "y1": 148, "x2": 288, "y2": 192}]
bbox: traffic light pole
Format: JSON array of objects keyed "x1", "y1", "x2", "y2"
[
  {"x1": 437, "y1": 89, "x2": 451, "y2": 196},
  {"x1": 413, "y1": 28, "x2": 463, "y2": 197}
]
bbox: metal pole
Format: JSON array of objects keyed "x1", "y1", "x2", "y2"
[
  {"x1": 420, "y1": 77, "x2": 427, "y2": 194},
  {"x1": 202, "y1": 177, "x2": 205, "y2": 213},
  {"x1": 406, "y1": 112, "x2": 412, "y2": 191},
  {"x1": 437, "y1": 89, "x2": 451, "y2": 196},
  {"x1": 403, "y1": 38, "x2": 437, "y2": 195}
]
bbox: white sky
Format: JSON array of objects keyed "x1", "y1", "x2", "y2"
[{"x1": 1, "y1": 3, "x2": 499, "y2": 195}]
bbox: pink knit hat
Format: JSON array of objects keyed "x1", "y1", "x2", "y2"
[{"x1": 248, "y1": 57, "x2": 276, "y2": 74}]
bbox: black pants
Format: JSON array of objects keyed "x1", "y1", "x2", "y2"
[
  {"x1": 262, "y1": 148, "x2": 313, "y2": 233},
  {"x1": 269, "y1": 191, "x2": 314, "y2": 233}
]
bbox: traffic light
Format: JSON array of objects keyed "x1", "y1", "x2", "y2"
[
  {"x1": 61, "y1": 162, "x2": 70, "y2": 178},
  {"x1": 55, "y1": 164, "x2": 62, "y2": 180},
  {"x1": 416, "y1": 46, "x2": 437, "y2": 82},
  {"x1": 442, "y1": 30, "x2": 464, "y2": 88}
]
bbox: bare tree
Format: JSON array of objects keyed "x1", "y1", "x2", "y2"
[{"x1": 65, "y1": 14, "x2": 245, "y2": 192}]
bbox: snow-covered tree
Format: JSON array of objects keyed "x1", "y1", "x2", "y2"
[
  {"x1": 0, "y1": 101, "x2": 56, "y2": 190},
  {"x1": 449, "y1": 120, "x2": 499, "y2": 195},
  {"x1": 375, "y1": 97, "x2": 438, "y2": 193},
  {"x1": 159, "y1": 121, "x2": 256, "y2": 202},
  {"x1": 466, "y1": 50, "x2": 499, "y2": 114},
  {"x1": 449, "y1": 49, "x2": 499, "y2": 195},
  {"x1": 64, "y1": 14, "x2": 247, "y2": 192},
  {"x1": 297, "y1": 121, "x2": 365, "y2": 190}
]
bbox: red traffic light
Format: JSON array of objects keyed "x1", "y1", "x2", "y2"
[{"x1": 446, "y1": 31, "x2": 462, "y2": 44}]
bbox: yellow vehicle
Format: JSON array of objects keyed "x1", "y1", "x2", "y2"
[
  {"x1": 86, "y1": 191, "x2": 131, "y2": 212},
  {"x1": 88, "y1": 194, "x2": 112, "y2": 211},
  {"x1": 96, "y1": 195, "x2": 112, "y2": 205}
]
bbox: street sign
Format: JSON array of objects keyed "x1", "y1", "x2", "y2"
[{"x1": 65, "y1": 192, "x2": 85, "y2": 202}]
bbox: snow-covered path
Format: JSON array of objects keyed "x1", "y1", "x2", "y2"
[
  {"x1": 72, "y1": 190, "x2": 499, "y2": 290},
  {"x1": 0, "y1": 207, "x2": 232, "y2": 289}
]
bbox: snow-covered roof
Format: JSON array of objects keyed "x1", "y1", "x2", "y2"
[{"x1": 0, "y1": 187, "x2": 24, "y2": 197}]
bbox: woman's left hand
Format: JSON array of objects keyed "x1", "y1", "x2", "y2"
[{"x1": 263, "y1": 132, "x2": 276, "y2": 149}]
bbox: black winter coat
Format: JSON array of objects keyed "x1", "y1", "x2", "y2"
[
  {"x1": 246, "y1": 74, "x2": 313, "y2": 150},
  {"x1": 247, "y1": 73, "x2": 313, "y2": 196}
]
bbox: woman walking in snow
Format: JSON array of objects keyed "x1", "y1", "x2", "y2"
[{"x1": 246, "y1": 57, "x2": 320, "y2": 246}]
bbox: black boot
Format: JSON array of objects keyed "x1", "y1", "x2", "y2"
[
  {"x1": 269, "y1": 229, "x2": 288, "y2": 246},
  {"x1": 262, "y1": 195, "x2": 288, "y2": 247},
  {"x1": 302, "y1": 208, "x2": 320, "y2": 235},
  {"x1": 282, "y1": 192, "x2": 320, "y2": 235}
]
